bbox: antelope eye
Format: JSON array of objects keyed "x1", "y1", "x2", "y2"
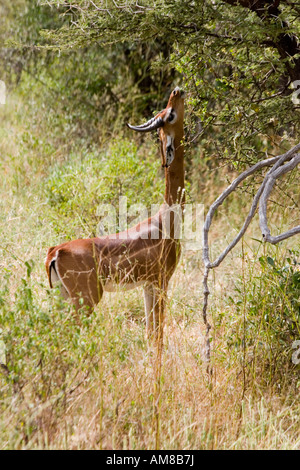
[{"x1": 173, "y1": 90, "x2": 176, "y2": 96}]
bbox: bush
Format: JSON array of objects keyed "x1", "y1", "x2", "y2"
[{"x1": 224, "y1": 248, "x2": 300, "y2": 387}]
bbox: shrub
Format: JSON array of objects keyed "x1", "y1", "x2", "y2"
[{"x1": 224, "y1": 248, "x2": 300, "y2": 387}]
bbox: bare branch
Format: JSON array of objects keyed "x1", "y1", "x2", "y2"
[
  {"x1": 259, "y1": 153, "x2": 300, "y2": 243},
  {"x1": 203, "y1": 143, "x2": 300, "y2": 269},
  {"x1": 201, "y1": 142, "x2": 300, "y2": 365}
]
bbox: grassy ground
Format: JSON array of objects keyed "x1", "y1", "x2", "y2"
[{"x1": 0, "y1": 91, "x2": 299, "y2": 450}]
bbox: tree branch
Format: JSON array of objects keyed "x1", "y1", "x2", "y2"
[
  {"x1": 201, "y1": 142, "x2": 300, "y2": 365},
  {"x1": 259, "y1": 153, "x2": 300, "y2": 243}
]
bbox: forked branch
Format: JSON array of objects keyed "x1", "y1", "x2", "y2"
[{"x1": 202, "y1": 143, "x2": 300, "y2": 364}]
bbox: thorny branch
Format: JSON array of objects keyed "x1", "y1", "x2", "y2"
[{"x1": 202, "y1": 143, "x2": 300, "y2": 367}]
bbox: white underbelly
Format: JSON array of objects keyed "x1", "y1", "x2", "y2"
[{"x1": 104, "y1": 280, "x2": 145, "y2": 292}]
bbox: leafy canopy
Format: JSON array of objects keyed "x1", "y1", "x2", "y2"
[{"x1": 2, "y1": 1, "x2": 300, "y2": 163}]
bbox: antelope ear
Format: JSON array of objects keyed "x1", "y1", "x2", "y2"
[
  {"x1": 165, "y1": 136, "x2": 175, "y2": 167},
  {"x1": 167, "y1": 108, "x2": 177, "y2": 124}
]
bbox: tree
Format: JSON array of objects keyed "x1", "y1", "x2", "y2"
[{"x1": 36, "y1": 0, "x2": 300, "y2": 163}]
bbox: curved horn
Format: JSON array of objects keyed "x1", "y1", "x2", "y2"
[
  {"x1": 127, "y1": 116, "x2": 164, "y2": 132},
  {"x1": 128, "y1": 115, "x2": 157, "y2": 129}
]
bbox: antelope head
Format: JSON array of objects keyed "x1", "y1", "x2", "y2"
[{"x1": 127, "y1": 87, "x2": 185, "y2": 168}]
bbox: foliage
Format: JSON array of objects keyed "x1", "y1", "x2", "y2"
[
  {"x1": 0, "y1": 1, "x2": 63, "y2": 83},
  {"x1": 45, "y1": 139, "x2": 165, "y2": 238},
  {"x1": 223, "y1": 248, "x2": 300, "y2": 386},
  {"x1": 1, "y1": 1, "x2": 176, "y2": 141},
  {"x1": 37, "y1": 0, "x2": 300, "y2": 163},
  {"x1": 2, "y1": 1, "x2": 299, "y2": 159}
]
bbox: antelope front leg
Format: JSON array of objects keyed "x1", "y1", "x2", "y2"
[
  {"x1": 143, "y1": 284, "x2": 155, "y2": 338},
  {"x1": 143, "y1": 283, "x2": 167, "y2": 342}
]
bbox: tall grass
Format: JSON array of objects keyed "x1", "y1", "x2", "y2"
[{"x1": 0, "y1": 90, "x2": 299, "y2": 449}]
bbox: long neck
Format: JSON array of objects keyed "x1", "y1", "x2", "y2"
[{"x1": 164, "y1": 132, "x2": 185, "y2": 207}]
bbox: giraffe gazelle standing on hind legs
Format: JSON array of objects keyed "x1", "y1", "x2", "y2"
[{"x1": 45, "y1": 87, "x2": 185, "y2": 342}]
